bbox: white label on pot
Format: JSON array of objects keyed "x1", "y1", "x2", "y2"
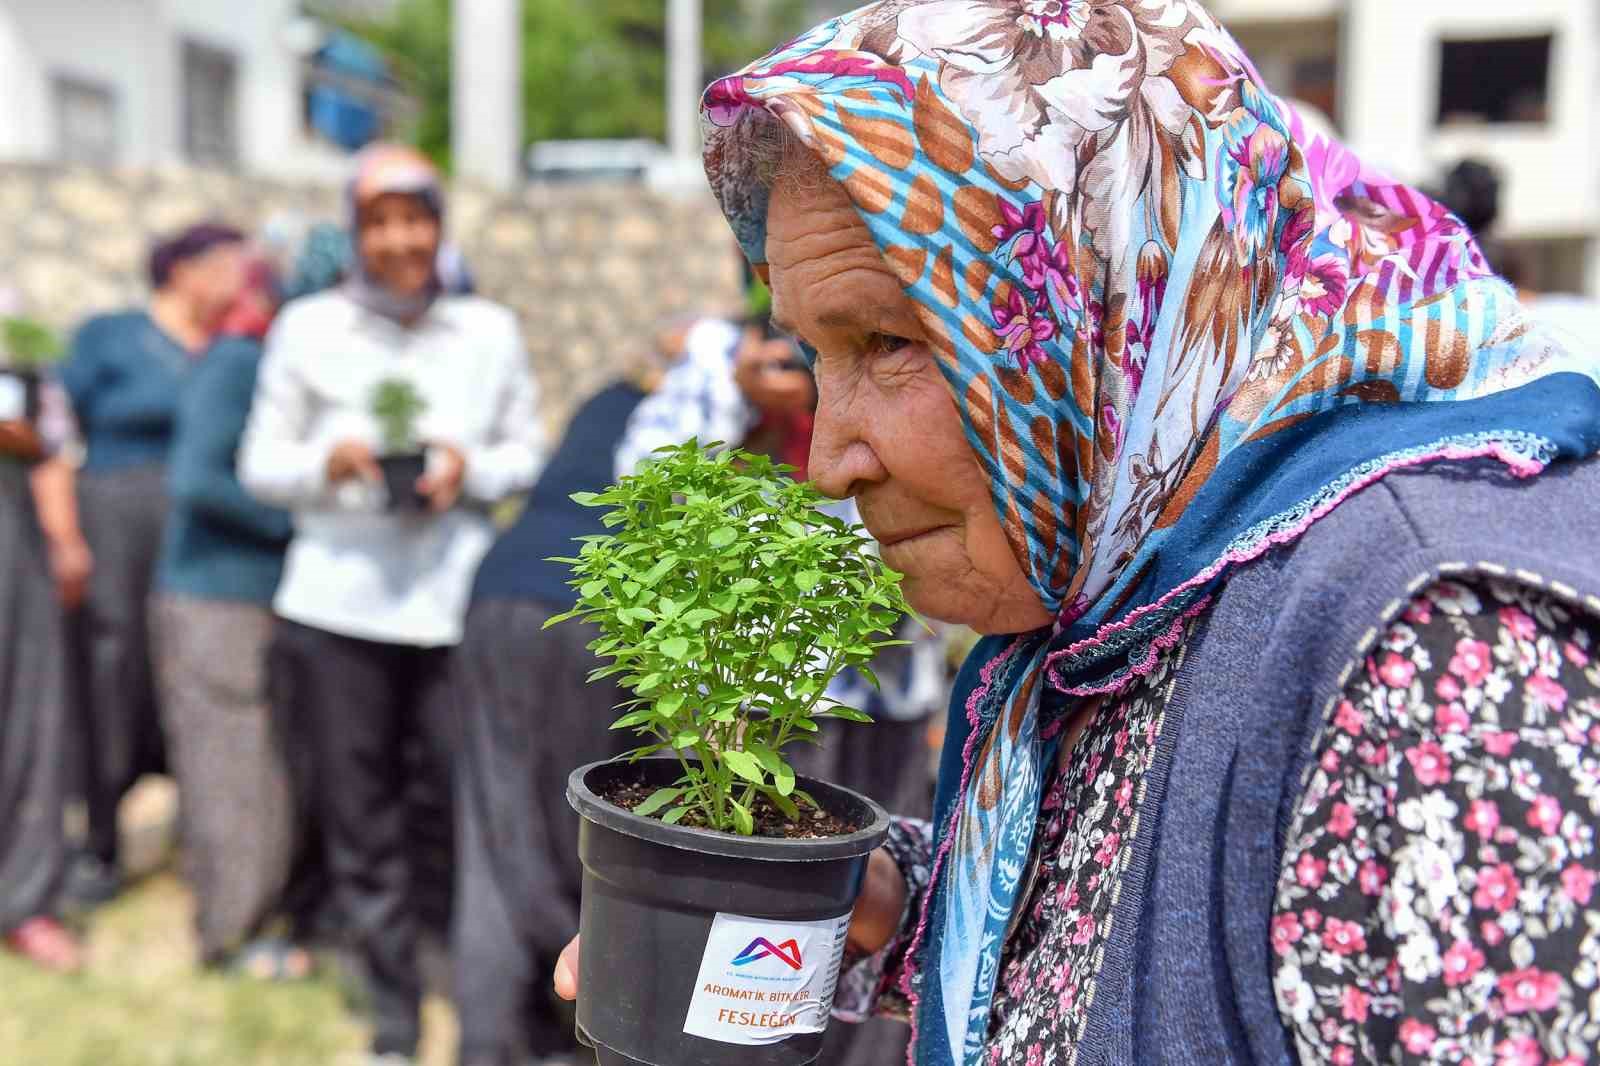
[
  {"x1": 0, "y1": 377, "x2": 24, "y2": 422},
  {"x1": 682, "y1": 910, "x2": 851, "y2": 1046}
]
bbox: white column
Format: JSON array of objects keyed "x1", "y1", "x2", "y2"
[
  {"x1": 667, "y1": 0, "x2": 702, "y2": 164},
  {"x1": 452, "y1": 0, "x2": 522, "y2": 190},
  {"x1": 0, "y1": 7, "x2": 49, "y2": 161}
]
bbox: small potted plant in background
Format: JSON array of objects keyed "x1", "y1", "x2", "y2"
[
  {"x1": 369, "y1": 377, "x2": 429, "y2": 512},
  {"x1": 555, "y1": 440, "x2": 909, "y2": 1066},
  {"x1": 0, "y1": 316, "x2": 64, "y2": 423}
]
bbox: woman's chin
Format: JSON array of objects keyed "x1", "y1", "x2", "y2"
[{"x1": 901, "y1": 572, "x2": 981, "y2": 629}]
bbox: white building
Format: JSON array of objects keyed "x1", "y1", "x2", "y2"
[
  {"x1": 1212, "y1": 0, "x2": 1600, "y2": 298},
  {"x1": 0, "y1": 0, "x2": 406, "y2": 182}
]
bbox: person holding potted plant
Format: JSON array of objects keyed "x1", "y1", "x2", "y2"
[
  {"x1": 555, "y1": 4, "x2": 1600, "y2": 1064},
  {"x1": 0, "y1": 295, "x2": 81, "y2": 974},
  {"x1": 45, "y1": 221, "x2": 248, "y2": 905},
  {"x1": 240, "y1": 142, "x2": 543, "y2": 1066}
]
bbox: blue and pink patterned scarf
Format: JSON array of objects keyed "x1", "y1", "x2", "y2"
[{"x1": 701, "y1": 2, "x2": 1600, "y2": 1061}]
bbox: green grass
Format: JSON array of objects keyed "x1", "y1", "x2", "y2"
[{"x1": 0, "y1": 872, "x2": 457, "y2": 1066}]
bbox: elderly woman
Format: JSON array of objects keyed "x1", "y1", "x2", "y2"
[{"x1": 557, "y1": 3, "x2": 1600, "y2": 1063}]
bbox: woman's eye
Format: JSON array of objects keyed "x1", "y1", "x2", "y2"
[{"x1": 865, "y1": 333, "x2": 912, "y2": 356}]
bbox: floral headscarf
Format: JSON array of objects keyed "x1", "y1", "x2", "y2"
[{"x1": 701, "y1": 2, "x2": 1600, "y2": 1060}]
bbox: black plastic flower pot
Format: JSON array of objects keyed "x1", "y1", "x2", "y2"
[
  {"x1": 377, "y1": 451, "x2": 428, "y2": 512},
  {"x1": 567, "y1": 758, "x2": 890, "y2": 1066}
]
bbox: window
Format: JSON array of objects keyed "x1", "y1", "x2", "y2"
[
  {"x1": 181, "y1": 40, "x2": 239, "y2": 168},
  {"x1": 53, "y1": 77, "x2": 118, "y2": 166},
  {"x1": 1437, "y1": 35, "x2": 1553, "y2": 126}
]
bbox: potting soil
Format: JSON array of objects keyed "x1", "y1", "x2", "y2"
[{"x1": 601, "y1": 777, "x2": 863, "y2": 838}]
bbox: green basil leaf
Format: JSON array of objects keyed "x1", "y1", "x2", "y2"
[
  {"x1": 729, "y1": 799, "x2": 755, "y2": 836},
  {"x1": 822, "y1": 706, "x2": 874, "y2": 724},
  {"x1": 722, "y1": 749, "x2": 765, "y2": 784},
  {"x1": 745, "y1": 743, "x2": 782, "y2": 775},
  {"x1": 639, "y1": 554, "x2": 677, "y2": 587},
  {"x1": 767, "y1": 789, "x2": 800, "y2": 821},
  {"x1": 773, "y1": 760, "x2": 796, "y2": 797},
  {"x1": 608, "y1": 708, "x2": 655, "y2": 730},
  {"x1": 633, "y1": 787, "x2": 682, "y2": 817}
]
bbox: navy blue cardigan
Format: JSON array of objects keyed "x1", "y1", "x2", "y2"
[{"x1": 917, "y1": 458, "x2": 1600, "y2": 1064}]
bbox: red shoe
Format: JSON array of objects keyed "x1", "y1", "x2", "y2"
[{"x1": 4, "y1": 916, "x2": 84, "y2": 974}]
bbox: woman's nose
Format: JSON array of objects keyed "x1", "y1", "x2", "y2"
[{"x1": 808, "y1": 372, "x2": 886, "y2": 500}]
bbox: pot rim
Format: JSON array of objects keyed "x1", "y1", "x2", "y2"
[{"x1": 568, "y1": 757, "x2": 890, "y2": 863}]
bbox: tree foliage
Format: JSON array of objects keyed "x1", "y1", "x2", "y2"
[{"x1": 348, "y1": 0, "x2": 814, "y2": 169}]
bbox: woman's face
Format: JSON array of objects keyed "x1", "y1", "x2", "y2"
[
  {"x1": 767, "y1": 171, "x2": 1053, "y2": 635},
  {"x1": 170, "y1": 241, "x2": 248, "y2": 328},
  {"x1": 356, "y1": 192, "x2": 441, "y2": 298}
]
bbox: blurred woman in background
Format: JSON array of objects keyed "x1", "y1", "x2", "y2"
[
  {"x1": 47, "y1": 223, "x2": 247, "y2": 905},
  {"x1": 0, "y1": 300, "x2": 80, "y2": 973},
  {"x1": 150, "y1": 240, "x2": 343, "y2": 979},
  {"x1": 241, "y1": 144, "x2": 543, "y2": 1065}
]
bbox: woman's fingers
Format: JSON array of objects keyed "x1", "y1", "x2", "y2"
[
  {"x1": 417, "y1": 442, "x2": 466, "y2": 512},
  {"x1": 554, "y1": 934, "x2": 580, "y2": 1001}
]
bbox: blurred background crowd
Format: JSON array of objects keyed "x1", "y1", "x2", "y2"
[{"x1": 0, "y1": 2, "x2": 1597, "y2": 1066}]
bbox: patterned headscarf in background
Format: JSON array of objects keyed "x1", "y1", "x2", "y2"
[
  {"x1": 281, "y1": 222, "x2": 352, "y2": 303},
  {"x1": 702, "y1": 2, "x2": 1600, "y2": 1061}
]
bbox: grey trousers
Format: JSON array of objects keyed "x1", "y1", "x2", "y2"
[
  {"x1": 0, "y1": 462, "x2": 67, "y2": 932},
  {"x1": 151, "y1": 595, "x2": 294, "y2": 962},
  {"x1": 450, "y1": 599, "x2": 628, "y2": 1066},
  {"x1": 73, "y1": 464, "x2": 168, "y2": 864}
]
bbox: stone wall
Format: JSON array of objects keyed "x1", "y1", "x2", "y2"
[{"x1": 0, "y1": 163, "x2": 745, "y2": 432}]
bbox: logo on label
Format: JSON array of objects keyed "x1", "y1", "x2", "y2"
[{"x1": 731, "y1": 937, "x2": 803, "y2": 971}]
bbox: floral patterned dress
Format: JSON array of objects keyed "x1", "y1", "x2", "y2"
[{"x1": 840, "y1": 576, "x2": 1600, "y2": 1065}]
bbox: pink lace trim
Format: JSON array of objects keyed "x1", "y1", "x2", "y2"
[{"x1": 1041, "y1": 440, "x2": 1547, "y2": 695}]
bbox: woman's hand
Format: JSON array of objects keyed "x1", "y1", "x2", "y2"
[
  {"x1": 325, "y1": 440, "x2": 381, "y2": 485},
  {"x1": 554, "y1": 935, "x2": 580, "y2": 1001},
  {"x1": 47, "y1": 533, "x2": 93, "y2": 609},
  {"x1": 418, "y1": 442, "x2": 466, "y2": 512},
  {"x1": 847, "y1": 848, "x2": 908, "y2": 955},
  {"x1": 552, "y1": 847, "x2": 908, "y2": 1002}
]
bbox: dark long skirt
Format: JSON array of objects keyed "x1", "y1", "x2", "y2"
[
  {"x1": 792, "y1": 716, "x2": 933, "y2": 1066},
  {"x1": 0, "y1": 461, "x2": 68, "y2": 932},
  {"x1": 72, "y1": 463, "x2": 168, "y2": 866},
  {"x1": 151, "y1": 595, "x2": 295, "y2": 962},
  {"x1": 450, "y1": 598, "x2": 628, "y2": 1066}
]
